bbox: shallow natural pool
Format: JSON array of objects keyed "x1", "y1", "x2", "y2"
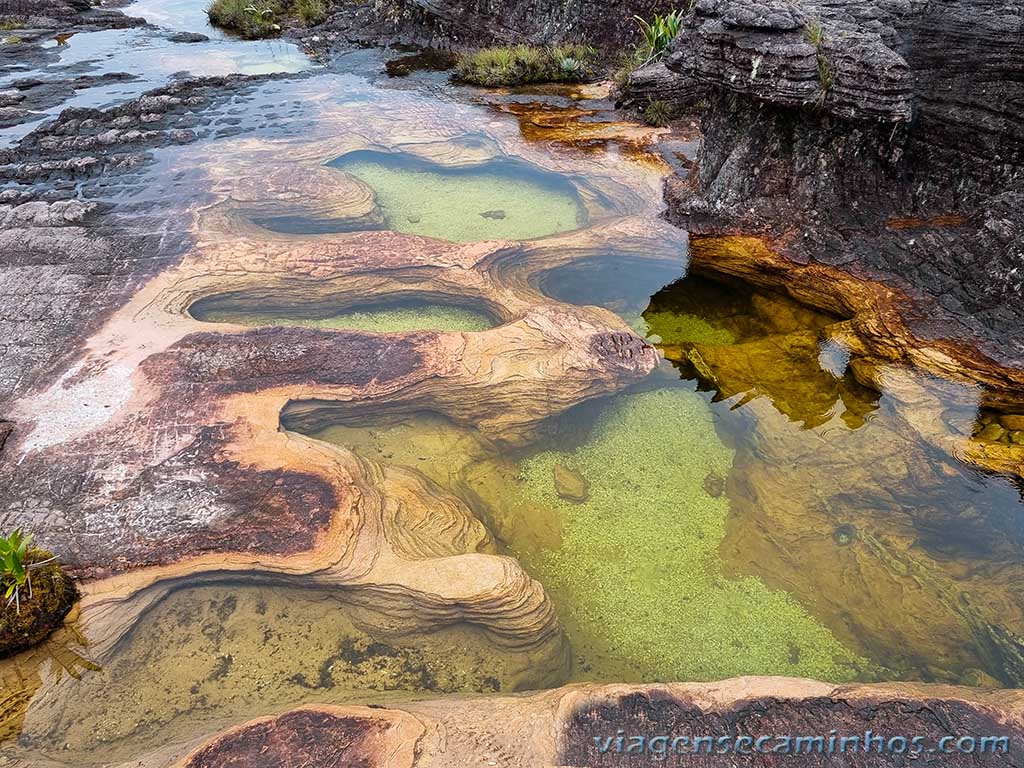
[
  {"x1": 329, "y1": 149, "x2": 588, "y2": 242},
  {"x1": 14, "y1": 583, "x2": 555, "y2": 763},
  {"x1": 190, "y1": 293, "x2": 495, "y2": 333}
]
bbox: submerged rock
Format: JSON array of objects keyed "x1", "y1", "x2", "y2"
[{"x1": 552, "y1": 462, "x2": 589, "y2": 502}]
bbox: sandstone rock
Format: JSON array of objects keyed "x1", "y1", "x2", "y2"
[
  {"x1": 661, "y1": 0, "x2": 1024, "y2": 407},
  {"x1": 166, "y1": 680, "x2": 1024, "y2": 768},
  {"x1": 667, "y1": 0, "x2": 913, "y2": 122},
  {"x1": 621, "y1": 62, "x2": 705, "y2": 109},
  {"x1": 553, "y1": 462, "x2": 589, "y2": 502}
]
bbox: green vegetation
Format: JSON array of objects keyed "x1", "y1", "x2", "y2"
[
  {"x1": 642, "y1": 97, "x2": 674, "y2": 127},
  {"x1": 454, "y1": 44, "x2": 598, "y2": 86},
  {"x1": 206, "y1": 0, "x2": 329, "y2": 38},
  {"x1": 612, "y1": 46, "x2": 647, "y2": 91},
  {"x1": 0, "y1": 530, "x2": 76, "y2": 656},
  {"x1": 633, "y1": 10, "x2": 683, "y2": 64},
  {"x1": 0, "y1": 529, "x2": 32, "y2": 612},
  {"x1": 296, "y1": 0, "x2": 327, "y2": 26},
  {"x1": 613, "y1": 9, "x2": 683, "y2": 94},
  {"x1": 805, "y1": 18, "x2": 833, "y2": 105},
  {"x1": 0, "y1": 18, "x2": 24, "y2": 31}
]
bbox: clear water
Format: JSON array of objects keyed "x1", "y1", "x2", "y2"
[{"x1": 0, "y1": 0, "x2": 312, "y2": 144}]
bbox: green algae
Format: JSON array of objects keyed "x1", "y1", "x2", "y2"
[
  {"x1": 195, "y1": 304, "x2": 493, "y2": 333},
  {"x1": 477, "y1": 388, "x2": 870, "y2": 682},
  {"x1": 639, "y1": 310, "x2": 737, "y2": 345},
  {"x1": 330, "y1": 150, "x2": 586, "y2": 242}
]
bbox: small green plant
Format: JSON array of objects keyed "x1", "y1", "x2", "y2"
[
  {"x1": 0, "y1": 529, "x2": 57, "y2": 614},
  {"x1": 643, "y1": 97, "x2": 673, "y2": 126},
  {"x1": 612, "y1": 45, "x2": 647, "y2": 92},
  {"x1": 804, "y1": 18, "x2": 832, "y2": 106},
  {"x1": 805, "y1": 18, "x2": 824, "y2": 46},
  {"x1": 455, "y1": 44, "x2": 597, "y2": 86},
  {"x1": 633, "y1": 10, "x2": 683, "y2": 65},
  {"x1": 0, "y1": 18, "x2": 24, "y2": 31}
]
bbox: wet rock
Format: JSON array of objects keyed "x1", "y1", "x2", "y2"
[
  {"x1": 1001, "y1": 414, "x2": 1024, "y2": 431},
  {"x1": 553, "y1": 462, "x2": 589, "y2": 503},
  {"x1": 178, "y1": 681, "x2": 1024, "y2": 768},
  {"x1": 977, "y1": 423, "x2": 1007, "y2": 443},
  {"x1": 479, "y1": 209, "x2": 506, "y2": 219},
  {"x1": 168, "y1": 31, "x2": 209, "y2": 43},
  {"x1": 702, "y1": 471, "x2": 725, "y2": 498}
]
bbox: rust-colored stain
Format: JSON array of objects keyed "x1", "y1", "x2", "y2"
[
  {"x1": 496, "y1": 101, "x2": 669, "y2": 168},
  {"x1": 886, "y1": 213, "x2": 970, "y2": 230}
]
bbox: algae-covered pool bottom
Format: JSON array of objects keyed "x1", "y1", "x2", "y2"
[
  {"x1": 16, "y1": 582, "x2": 561, "y2": 763},
  {"x1": 313, "y1": 388, "x2": 873, "y2": 685},
  {"x1": 328, "y1": 149, "x2": 588, "y2": 242},
  {"x1": 189, "y1": 294, "x2": 495, "y2": 333}
]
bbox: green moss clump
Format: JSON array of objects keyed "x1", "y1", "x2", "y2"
[
  {"x1": 454, "y1": 44, "x2": 598, "y2": 86},
  {"x1": 0, "y1": 548, "x2": 77, "y2": 657},
  {"x1": 295, "y1": 0, "x2": 327, "y2": 26},
  {"x1": 500, "y1": 389, "x2": 870, "y2": 682}
]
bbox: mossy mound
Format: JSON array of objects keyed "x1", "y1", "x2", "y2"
[
  {"x1": 454, "y1": 45, "x2": 598, "y2": 87},
  {"x1": 0, "y1": 549, "x2": 77, "y2": 657},
  {"x1": 206, "y1": 0, "x2": 327, "y2": 39},
  {"x1": 496, "y1": 388, "x2": 872, "y2": 682}
]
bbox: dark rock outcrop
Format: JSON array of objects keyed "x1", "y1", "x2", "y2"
[
  {"x1": 307, "y1": 0, "x2": 675, "y2": 48},
  {"x1": 659, "y1": 0, "x2": 1024, "y2": 376}
]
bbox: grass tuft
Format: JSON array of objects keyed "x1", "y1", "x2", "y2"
[
  {"x1": 454, "y1": 44, "x2": 597, "y2": 87},
  {"x1": 643, "y1": 97, "x2": 674, "y2": 126},
  {"x1": 296, "y1": 0, "x2": 327, "y2": 26}
]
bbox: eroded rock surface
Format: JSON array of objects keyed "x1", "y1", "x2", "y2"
[
  {"x1": 162, "y1": 679, "x2": 1024, "y2": 767},
  {"x1": 657, "y1": 0, "x2": 1024, "y2": 398}
]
